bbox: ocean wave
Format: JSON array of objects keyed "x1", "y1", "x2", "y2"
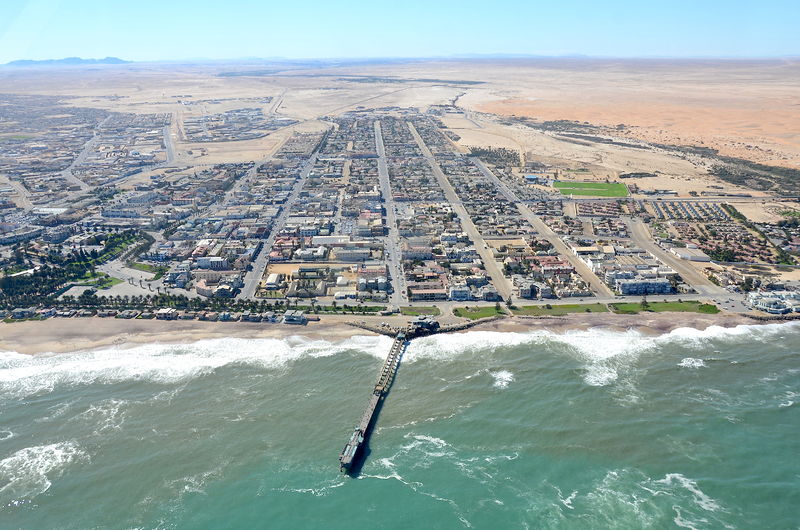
[
  {"x1": 574, "y1": 468, "x2": 730, "y2": 529},
  {"x1": 0, "y1": 441, "x2": 87, "y2": 504},
  {"x1": 678, "y1": 358, "x2": 706, "y2": 369},
  {"x1": 166, "y1": 463, "x2": 228, "y2": 497},
  {"x1": 656, "y1": 473, "x2": 721, "y2": 512},
  {"x1": 75, "y1": 399, "x2": 128, "y2": 434},
  {"x1": 404, "y1": 321, "x2": 799, "y2": 387},
  {"x1": 0, "y1": 335, "x2": 390, "y2": 398},
  {"x1": 274, "y1": 479, "x2": 345, "y2": 497},
  {"x1": 778, "y1": 391, "x2": 797, "y2": 409},
  {"x1": 363, "y1": 437, "x2": 473, "y2": 528},
  {"x1": 490, "y1": 370, "x2": 514, "y2": 389}
]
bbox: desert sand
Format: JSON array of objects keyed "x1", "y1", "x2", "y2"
[{"x1": 3, "y1": 58, "x2": 797, "y2": 172}]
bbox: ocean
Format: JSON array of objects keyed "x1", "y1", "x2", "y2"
[{"x1": 1, "y1": 323, "x2": 798, "y2": 529}]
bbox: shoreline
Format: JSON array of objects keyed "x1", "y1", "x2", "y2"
[{"x1": 0, "y1": 311, "x2": 775, "y2": 355}]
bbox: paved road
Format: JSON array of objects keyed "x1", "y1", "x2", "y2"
[
  {"x1": 375, "y1": 120, "x2": 406, "y2": 307},
  {"x1": 4, "y1": 178, "x2": 33, "y2": 209},
  {"x1": 163, "y1": 125, "x2": 176, "y2": 164},
  {"x1": 239, "y1": 150, "x2": 321, "y2": 299},
  {"x1": 470, "y1": 156, "x2": 614, "y2": 297},
  {"x1": 627, "y1": 217, "x2": 727, "y2": 297},
  {"x1": 59, "y1": 135, "x2": 101, "y2": 192},
  {"x1": 408, "y1": 122, "x2": 512, "y2": 300}
]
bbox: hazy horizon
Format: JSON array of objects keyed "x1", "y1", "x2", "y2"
[
  {"x1": 4, "y1": 53, "x2": 800, "y2": 68},
  {"x1": 1, "y1": 0, "x2": 798, "y2": 64}
]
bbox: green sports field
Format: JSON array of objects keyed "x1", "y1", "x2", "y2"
[{"x1": 553, "y1": 180, "x2": 629, "y2": 197}]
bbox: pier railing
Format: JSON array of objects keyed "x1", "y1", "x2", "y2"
[{"x1": 339, "y1": 332, "x2": 407, "y2": 472}]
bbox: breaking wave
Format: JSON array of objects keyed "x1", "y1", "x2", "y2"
[
  {"x1": 0, "y1": 335, "x2": 391, "y2": 398},
  {"x1": 574, "y1": 469, "x2": 730, "y2": 529},
  {"x1": 405, "y1": 321, "x2": 798, "y2": 386},
  {"x1": 678, "y1": 358, "x2": 706, "y2": 368},
  {"x1": 0, "y1": 321, "x2": 794, "y2": 398},
  {"x1": 0, "y1": 442, "x2": 87, "y2": 504},
  {"x1": 490, "y1": 370, "x2": 514, "y2": 389}
]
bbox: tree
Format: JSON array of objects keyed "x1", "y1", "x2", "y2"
[{"x1": 640, "y1": 295, "x2": 650, "y2": 310}]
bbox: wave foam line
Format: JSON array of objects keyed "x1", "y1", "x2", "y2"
[
  {"x1": 404, "y1": 321, "x2": 799, "y2": 386},
  {"x1": 0, "y1": 334, "x2": 391, "y2": 398},
  {"x1": 0, "y1": 441, "x2": 87, "y2": 503}
]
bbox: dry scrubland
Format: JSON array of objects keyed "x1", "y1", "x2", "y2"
[{"x1": 2, "y1": 58, "x2": 798, "y2": 172}]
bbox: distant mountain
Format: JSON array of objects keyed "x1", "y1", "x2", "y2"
[{"x1": 4, "y1": 57, "x2": 130, "y2": 67}]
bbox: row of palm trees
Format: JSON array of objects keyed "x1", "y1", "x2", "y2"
[{"x1": 56, "y1": 291, "x2": 377, "y2": 315}]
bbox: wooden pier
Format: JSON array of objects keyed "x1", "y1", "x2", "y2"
[{"x1": 339, "y1": 331, "x2": 408, "y2": 472}]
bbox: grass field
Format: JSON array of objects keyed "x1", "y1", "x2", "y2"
[
  {"x1": 453, "y1": 306, "x2": 506, "y2": 320},
  {"x1": 553, "y1": 180, "x2": 629, "y2": 197},
  {"x1": 609, "y1": 301, "x2": 719, "y2": 314},
  {"x1": 128, "y1": 262, "x2": 168, "y2": 279},
  {"x1": 400, "y1": 306, "x2": 441, "y2": 316},
  {"x1": 513, "y1": 303, "x2": 608, "y2": 316}
]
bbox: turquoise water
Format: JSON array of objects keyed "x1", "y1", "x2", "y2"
[{"x1": 1, "y1": 323, "x2": 798, "y2": 528}]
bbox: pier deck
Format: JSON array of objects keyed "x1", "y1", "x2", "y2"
[{"x1": 339, "y1": 332, "x2": 407, "y2": 472}]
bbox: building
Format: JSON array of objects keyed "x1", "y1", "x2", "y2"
[
  {"x1": 196, "y1": 256, "x2": 228, "y2": 270},
  {"x1": 616, "y1": 278, "x2": 673, "y2": 296},
  {"x1": 282, "y1": 310, "x2": 307, "y2": 324},
  {"x1": 449, "y1": 283, "x2": 472, "y2": 301},
  {"x1": 155, "y1": 308, "x2": 178, "y2": 320},
  {"x1": 671, "y1": 247, "x2": 711, "y2": 262},
  {"x1": 11, "y1": 307, "x2": 37, "y2": 319}
]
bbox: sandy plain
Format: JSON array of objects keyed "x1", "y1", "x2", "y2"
[{"x1": 2, "y1": 58, "x2": 797, "y2": 174}]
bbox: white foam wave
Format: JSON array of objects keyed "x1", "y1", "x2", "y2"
[
  {"x1": 275, "y1": 479, "x2": 345, "y2": 497},
  {"x1": 678, "y1": 358, "x2": 706, "y2": 369},
  {"x1": 656, "y1": 473, "x2": 721, "y2": 512},
  {"x1": 577, "y1": 469, "x2": 728, "y2": 528},
  {"x1": 400, "y1": 321, "x2": 799, "y2": 387},
  {"x1": 167, "y1": 464, "x2": 227, "y2": 496},
  {"x1": 404, "y1": 331, "x2": 535, "y2": 362},
  {"x1": 490, "y1": 370, "x2": 514, "y2": 389},
  {"x1": 76, "y1": 399, "x2": 128, "y2": 434},
  {"x1": 0, "y1": 431, "x2": 13, "y2": 441},
  {"x1": 0, "y1": 334, "x2": 390, "y2": 398},
  {"x1": 400, "y1": 434, "x2": 454, "y2": 460},
  {"x1": 0, "y1": 441, "x2": 87, "y2": 502},
  {"x1": 778, "y1": 391, "x2": 798, "y2": 408},
  {"x1": 363, "y1": 438, "x2": 472, "y2": 528},
  {"x1": 409, "y1": 321, "x2": 798, "y2": 361}
]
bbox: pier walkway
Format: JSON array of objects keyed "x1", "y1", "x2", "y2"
[{"x1": 339, "y1": 332, "x2": 407, "y2": 472}]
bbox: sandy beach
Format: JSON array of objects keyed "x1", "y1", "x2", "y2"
[{"x1": 0, "y1": 311, "x2": 763, "y2": 355}]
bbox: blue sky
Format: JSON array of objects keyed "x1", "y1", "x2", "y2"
[{"x1": 0, "y1": 0, "x2": 797, "y2": 63}]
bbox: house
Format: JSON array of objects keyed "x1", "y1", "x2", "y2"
[
  {"x1": 449, "y1": 283, "x2": 472, "y2": 301},
  {"x1": 155, "y1": 308, "x2": 178, "y2": 320},
  {"x1": 283, "y1": 310, "x2": 307, "y2": 324},
  {"x1": 11, "y1": 307, "x2": 37, "y2": 319}
]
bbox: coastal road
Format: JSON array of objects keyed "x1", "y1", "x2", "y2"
[
  {"x1": 408, "y1": 122, "x2": 512, "y2": 301},
  {"x1": 239, "y1": 149, "x2": 321, "y2": 299},
  {"x1": 470, "y1": 156, "x2": 614, "y2": 297},
  {"x1": 375, "y1": 120, "x2": 406, "y2": 307},
  {"x1": 627, "y1": 218, "x2": 727, "y2": 297}
]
